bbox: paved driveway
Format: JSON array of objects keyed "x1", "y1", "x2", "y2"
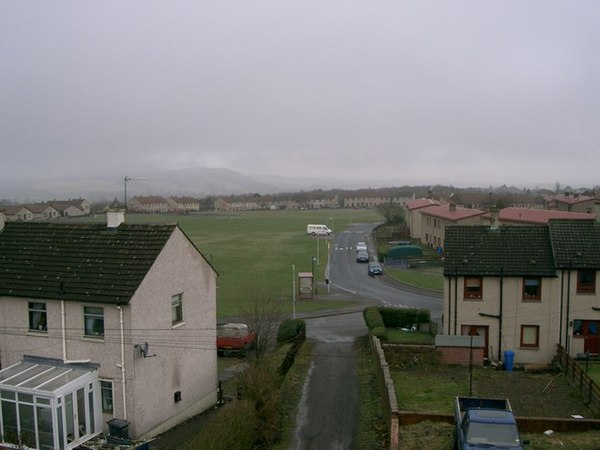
[{"x1": 289, "y1": 312, "x2": 367, "y2": 450}]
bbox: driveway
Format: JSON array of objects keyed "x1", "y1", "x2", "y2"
[{"x1": 289, "y1": 311, "x2": 367, "y2": 450}]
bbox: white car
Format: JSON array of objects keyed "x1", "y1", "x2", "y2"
[{"x1": 356, "y1": 242, "x2": 368, "y2": 252}]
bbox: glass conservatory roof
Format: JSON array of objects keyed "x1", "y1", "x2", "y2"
[{"x1": 0, "y1": 358, "x2": 97, "y2": 396}]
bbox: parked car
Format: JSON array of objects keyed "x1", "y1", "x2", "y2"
[
  {"x1": 355, "y1": 241, "x2": 368, "y2": 252},
  {"x1": 356, "y1": 250, "x2": 369, "y2": 263},
  {"x1": 217, "y1": 323, "x2": 256, "y2": 356},
  {"x1": 368, "y1": 262, "x2": 383, "y2": 276}
]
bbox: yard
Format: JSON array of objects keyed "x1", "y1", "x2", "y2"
[{"x1": 386, "y1": 345, "x2": 600, "y2": 449}]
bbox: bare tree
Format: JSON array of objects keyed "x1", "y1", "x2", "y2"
[{"x1": 241, "y1": 297, "x2": 285, "y2": 361}]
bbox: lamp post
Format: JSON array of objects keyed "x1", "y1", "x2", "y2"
[{"x1": 311, "y1": 256, "x2": 316, "y2": 295}]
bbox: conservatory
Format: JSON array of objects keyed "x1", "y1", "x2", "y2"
[{"x1": 0, "y1": 357, "x2": 102, "y2": 450}]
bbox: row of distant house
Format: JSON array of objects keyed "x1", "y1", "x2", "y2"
[
  {"x1": 406, "y1": 193, "x2": 600, "y2": 253},
  {"x1": 2, "y1": 198, "x2": 90, "y2": 221}
]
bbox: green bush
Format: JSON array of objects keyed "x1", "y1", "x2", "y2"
[
  {"x1": 380, "y1": 307, "x2": 430, "y2": 328},
  {"x1": 372, "y1": 326, "x2": 387, "y2": 339},
  {"x1": 277, "y1": 319, "x2": 306, "y2": 343},
  {"x1": 363, "y1": 307, "x2": 385, "y2": 330}
]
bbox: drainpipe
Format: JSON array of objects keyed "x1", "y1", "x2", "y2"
[
  {"x1": 498, "y1": 268, "x2": 504, "y2": 361},
  {"x1": 565, "y1": 264, "x2": 572, "y2": 353},
  {"x1": 559, "y1": 269, "x2": 565, "y2": 347},
  {"x1": 447, "y1": 275, "x2": 451, "y2": 334},
  {"x1": 453, "y1": 270, "x2": 458, "y2": 335},
  {"x1": 61, "y1": 300, "x2": 91, "y2": 364},
  {"x1": 117, "y1": 305, "x2": 127, "y2": 420}
]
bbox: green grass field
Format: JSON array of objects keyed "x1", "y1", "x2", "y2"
[{"x1": 93, "y1": 208, "x2": 381, "y2": 317}]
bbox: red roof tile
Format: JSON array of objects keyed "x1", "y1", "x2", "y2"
[
  {"x1": 405, "y1": 198, "x2": 441, "y2": 210},
  {"x1": 498, "y1": 207, "x2": 595, "y2": 224},
  {"x1": 420, "y1": 204, "x2": 485, "y2": 221}
]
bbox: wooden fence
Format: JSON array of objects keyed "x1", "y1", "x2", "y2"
[{"x1": 556, "y1": 344, "x2": 600, "y2": 416}]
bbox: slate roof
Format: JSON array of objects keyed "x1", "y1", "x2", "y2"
[
  {"x1": 548, "y1": 219, "x2": 600, "y2": 269},
  {"x1": 443, "y1": 225, "x2": 556, "y2": 277},
  {"x1": 0, "y1": 222, "x2": 177, "y2": 304}
]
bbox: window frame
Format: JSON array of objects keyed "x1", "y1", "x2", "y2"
[
  {"x1": 463, "y1": 277, "x2": 483, "y2": 300},
  {"x1": 577, "y1": 269, "x2": 596, "y2": 294},
  {"x1": 520, "y1": 325, "x2": 540, "y2": 348},
  {"x1": 172, "y1": 293, "x2": 184, "y2": 326},
  {"x1": 522, "y1": 277, "x2": 542, "y2": 301},
  {"x1": 83, "y1": 306, "x2": 105, "y2": 338},
  {"x1": 28, "y1": 302, "x2": 47, "y2": 332},
  {"x1": 100, "y1": 380, "x2": 114, "y2": 413}
]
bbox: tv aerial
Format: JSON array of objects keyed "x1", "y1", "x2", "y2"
[{"x1": 123, "y1": 176, "x2": 149, "y2": 209}]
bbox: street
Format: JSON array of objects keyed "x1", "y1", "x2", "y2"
[{"x1": 290, "y1": 223, "x2": 442, "y2": 449}]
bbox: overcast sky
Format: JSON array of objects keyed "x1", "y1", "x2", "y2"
[{"x1": 1, "y1": 1, "x2": 599, "y2": 189}]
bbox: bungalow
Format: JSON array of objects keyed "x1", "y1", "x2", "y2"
[
  {"x1": 23, "y1": 203, "x2": 60, "y2": 221},
  {"x1": 48, "y1": 199, "x2": 90, "y2": 217},
  {"x1": 0, "y1": 211, "x2": 218, "y2": 449},
  {"x1": 443, "y1": 219, "x2": 600, "y2": 366}
]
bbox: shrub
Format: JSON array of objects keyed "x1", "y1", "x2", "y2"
[
  {"x1": 380, "y1": 307, "x2": 430, "y2": 328},
  {"x1": 363, "y1": 307, "x2": 385, "y2": 330},
  {"x1": 277, "y1": 319, "x2": 306, "y2": 343},
  {"x1": 372, "y1": 326, "x2": 387, "y2": 339}
]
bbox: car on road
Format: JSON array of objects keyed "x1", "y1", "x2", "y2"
[
  {"x1": 367, "y1": 262, "x2": 383, "y2": 276},
  {"x1": 356, "y1": 250, "x2": 369, "y2": 263},
  {"x1": 355, "y1": 241, "x2": 368, "y2": 252}
]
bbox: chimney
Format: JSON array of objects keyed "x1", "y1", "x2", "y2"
[
  {"x1": 0, "y1": 211, "x2": 5, "y2": 231},
  {"x1": 107, "y1": 209, "x2": 126, "y2": 228},
  {"x1": 449, "y1": 202, "x2": 456, "y2": 212},
  {"x1": 595, "y1": 202, "x2": 600, "y2": 223}
]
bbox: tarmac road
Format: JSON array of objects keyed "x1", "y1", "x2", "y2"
[{"x1": 289, "y1": 312, "x2": 367, "y2": 450}]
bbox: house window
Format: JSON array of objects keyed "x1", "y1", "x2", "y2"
[
  {"x1": 522, "y1": 277, "x2": 541, "y2": 301},
  {"x1": 577, "y1": 269, "x2": 596, "y2": 294},
  {"x1": 172, "y1": 294, "x2": 183, "y2": 326},
  {"x1": 29, "y1": 302, "x2": 47, "y2": 332},
  {"x1": 464, "y1": 277, "x2": 483, "y2": 300},
  {"x1": 100, "y1": 380, "x2": 113, "y2": 413},
  {"x1": 84, "y1": 307, "x2": 104, "y2": 337},
  {"x1": 520, "y1": 325, "x2": 540, "y2": 348}
]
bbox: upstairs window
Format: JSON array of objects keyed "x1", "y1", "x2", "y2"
[
  {"x1": 172, "y1": 293, "x2": 183, "y2": 326},
  {"x1": 29, "y1": 302, "x2": 47, "y2": 332},
  {"x1": 464, "y1": 277, "x2": 483, "y2": 300},
  {"x1": 522, "y1": 277, "x2": 541, "y2": 301},
  {"x1": 577, "y1": 269, "x2": 596, "y2": 294},
  {"x1": 84, "y1": 306, "x2": 104, "y2": 337}
]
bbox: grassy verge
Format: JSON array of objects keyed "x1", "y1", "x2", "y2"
[
  {"x1": 355, "y1": 336, "x2": 388, "y2": 449},
  {"x1": 385, "y1": 266, "x2": 444, "y2": 293},
  {"x1": 384, "y1": 329, "x2": 435, "y2": 345}
]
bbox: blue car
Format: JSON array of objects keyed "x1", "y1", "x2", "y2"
[{"x1": 368, "y1": 262, "x2": 383, "y2": 276}]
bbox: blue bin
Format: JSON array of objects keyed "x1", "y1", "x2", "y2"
[{"x1": 504, "y1": 350, "x2": 515, "y2": 371}]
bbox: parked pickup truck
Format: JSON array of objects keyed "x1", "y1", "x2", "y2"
[
  {"x1": 455, "y1": 397, "x2": 526, "y2": 449},
  {"x1": 216, "y1": 323, "x2": 256, "y2": 356}
]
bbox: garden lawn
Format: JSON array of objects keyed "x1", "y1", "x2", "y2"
[{"x1": 386, "y1": 266, "x2": 443, "y2": 293}]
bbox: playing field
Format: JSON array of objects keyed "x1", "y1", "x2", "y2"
[{"x1": 112, "y1": 208, "x2": 381, "y2": 317}]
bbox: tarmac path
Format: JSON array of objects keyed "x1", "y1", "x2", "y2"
[{"x1": 288, "y1": 311, "x2": 367, "y2": 450}]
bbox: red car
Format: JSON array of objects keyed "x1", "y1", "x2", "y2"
[{"x1": 216, "y1": 323, "x2": 256, "y2": 356}]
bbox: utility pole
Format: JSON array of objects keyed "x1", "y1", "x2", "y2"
[{"x1": 123, "y1": 176, "x2": 149, "y2": 209}]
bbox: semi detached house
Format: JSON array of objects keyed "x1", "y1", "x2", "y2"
[
  {"x1": 443, "y1": 219, "x2": 600, "y2": 366},
  {"x1": 0, "y1": 211, "x2": 218, "y2": 449}
]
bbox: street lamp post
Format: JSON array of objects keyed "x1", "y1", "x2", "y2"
[{"x1": 311, "y1": 256, "x2": 316, "y2": 295}]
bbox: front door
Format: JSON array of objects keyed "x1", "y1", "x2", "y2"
[
  {"x1": 461, "y1": 325, "x2": 490, "y2": 359},
  {"x1": 575, "y1": 320, "x2": 600, "y2": 354}
]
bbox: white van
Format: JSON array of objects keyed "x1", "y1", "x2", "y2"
[{"x1": 306, "y1": 224, "x2": 332, "y2": 236}]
